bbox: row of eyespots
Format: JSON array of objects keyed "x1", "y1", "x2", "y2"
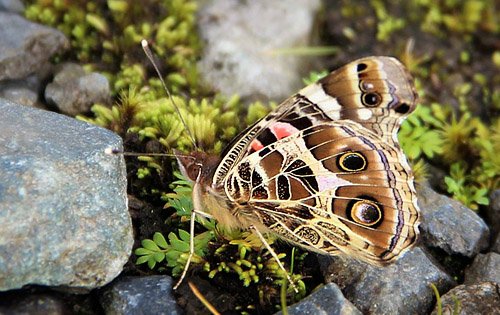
[{"x1": 357, "y1": 62, "x2": 411, "y2": 114}]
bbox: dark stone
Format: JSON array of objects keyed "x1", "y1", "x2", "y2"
[
  {"x1": 0, "y1": 294, "x2": 69, "y2": 315},
  {"x1": 492, "y1": 234, "x2": 500, "y2": 254},
  {"x1": 417, "y1": 184, "x2": 490, "y2": 257},
  {"x1": 320, "y1": 246, "x2": 455, "y2": 314},
  {"x1": 464, "y1": 252, "x2": 500, "y2": 285},
  {"x1": 430, "y1": 282, "x2": 500, "y2": 315},
  {"x1": 100, "y1": 276, "x2": 182, "y2": 315},
  {"x1": 0, "y1": 75, "x2": 42, "y2": 108},
  {"x1": 0, "y1": 99, "x2": 132, "y2": 291},
  {"x1": 486, "y1": 189, "x2": 500, "y2": 237},
  {"x1": 275, "y1": 283, "x2": 361, "y2": 315}
]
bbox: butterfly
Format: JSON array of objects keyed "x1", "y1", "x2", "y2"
[{"x1": 174, "y1": 56, "x2": 421, "y2": 289}]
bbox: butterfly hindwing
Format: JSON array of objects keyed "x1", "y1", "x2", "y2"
[{"x1": 222, "y1": 119, "x2": 419, "y2": 264}]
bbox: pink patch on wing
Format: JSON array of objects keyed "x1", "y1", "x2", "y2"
[
  {"x1": 251, "y1": 139, "x2": 264, "y2": 152},
  {"x1": 270, "y1": 122, "x2": 299, "y2": 140}
]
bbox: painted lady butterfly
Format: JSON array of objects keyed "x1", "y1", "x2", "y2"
[{"x1": 173, "y1": 56, "x2": 421, "y2": 289}]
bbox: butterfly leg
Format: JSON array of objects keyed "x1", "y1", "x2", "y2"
[
  {"x1": 173, "y1": 207, "x2": 213, "y2": 290},
  {"x1": 250, "y1": 225, "x2": 299, "y2": 293}
]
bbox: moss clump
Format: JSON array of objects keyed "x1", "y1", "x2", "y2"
[{"x1": 25, "y1": 0, "x2": 200, "y2": 95}]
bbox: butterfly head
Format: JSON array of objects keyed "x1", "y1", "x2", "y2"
[{"x1": 174, "y1": 149, "x2": 221, "y2": 185}]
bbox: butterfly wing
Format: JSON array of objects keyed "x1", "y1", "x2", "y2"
[
  {"x1": 210, "y1": 56, "x2": 420, "y2": 264},
  {"x1": 225, "y1": 120, "x2": 419, "y2": 264}
]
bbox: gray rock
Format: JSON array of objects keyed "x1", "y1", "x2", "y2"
[
  {"x1": 417, "y1": 184, "x2": 490, "y2": 257},
  {"x1": 0, "y1": 12, "x2": 68, "y2": 81},
  {"x1": 321, "y1": 246, "x2": 455, "y2": 314},
  {"x1": 0, "y1": 76, "x2": 42, "y2": 108},
  {"x1": 197, "y1": 0, "x2": 321, "y2": 102},
  {"x1": 430, "y1": 282, "x2": 500, "y2": 315},
  {"x1": 275, "y1": 283, "x2": 361, "y2": 315},
  {"x1": 100, "y1": 276, "x2": 182, "y2": 315},
  {"x1": 45, "y1": 63, "x2": 111, "y2": 116},
  {"x1": 493, "y1": 234, "x2": 500, "y2": 254},
  {"x1": 464, "y1": 252, "x2": 500, "y2": 285},
  {"x1": 0, "y1": 99, "x2": 132, "y2": 291},
  {"x1": 0, "y1": 0, "x2": 24, "y2": 14},
  {"x1": 487, "y1": 189, "x2": 500, "y2": 236}
]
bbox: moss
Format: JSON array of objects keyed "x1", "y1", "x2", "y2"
[{"x1": 25, "y1": 0, "x2": 200, "y2": 96}]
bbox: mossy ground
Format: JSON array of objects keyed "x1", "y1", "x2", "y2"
[{"x1": 24, "y1": 0, "x2": 500, "y2": 313}]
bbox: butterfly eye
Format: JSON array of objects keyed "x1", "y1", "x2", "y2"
[
  {"x1": 337, "y1": 152, "x2": 367, "y2": 172},
  {"x1": 349, "y1": 200, "x2": 382, "y2": 226},
  {"x1": 362, "y1": 92, "x2": 382, "y2": 107},
  {"x1": 188, "y1": 164, "x2": 202, "y2": 180}
]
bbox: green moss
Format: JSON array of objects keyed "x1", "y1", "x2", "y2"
[{"x1": 25, "y1": 0, "x2": 200, "y2": 96}]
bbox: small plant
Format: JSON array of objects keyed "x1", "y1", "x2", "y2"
[
  {"x1": 399, "y1": 104, "x2": 445, "y2": 160},
  {"x1": 444, "y1": 162, "x2": 489, "y2": 210},
  {"x1": 135, "y1": 172, "x2": 306, "y2": 309}
]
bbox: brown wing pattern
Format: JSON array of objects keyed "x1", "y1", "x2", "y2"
[
  {"x1": 209, "y1": 56, "x2": 420, "y2": 264},
  {"x1": 223, "y1": 120, "x2": 419, "y2": 264}
]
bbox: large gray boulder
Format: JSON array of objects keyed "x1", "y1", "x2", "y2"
[{"x1": 0, "y1": 99, "x2": 132, "y2": 291}]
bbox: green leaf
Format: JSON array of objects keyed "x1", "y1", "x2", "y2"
[
  {"x1": 178, "y1": 229, "x2": 191, "y2": 242},
  {"x1": 142, "y1": 239, "x2": 161, "y2": 251},
  {"x1": 153, "y1": 232, "x2": 169, "y2": 249},
  {"x1": 168, "y1": 232, "x2": 179, "y2": 243},
  {"x1": 136, "y1": 255, "x2": 150, "y2": 265},
  {"x1": 171, "y1": 239, "x2": 190, "y2": 252},
  {"x1": 153, "y1": 252, "x2": 165, "y2": 262},
  {"x1": 135, "y1": 248, "x2": 154, "y2": 256},
  {"x1": 166, "y1": 251, "x2": 181, "y2": 267},
  {"x1": 147, "y1": 258, "x2": 157, "y2": 269}
]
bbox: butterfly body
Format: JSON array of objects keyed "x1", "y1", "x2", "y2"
[{"x1": 176, "y1": 56, "x2": 420, "y2": 267}]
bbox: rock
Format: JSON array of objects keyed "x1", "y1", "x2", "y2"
[
  {"x1": 0, "y1": 293, "x2": 69, "y2": 314},
  {"x1": 0, "y1": 75, "x2": 43, "y2": 108},
  {"x1": 100, "y1": 276, "x2": 182, "y2": 315},
  {"x1": 0, "y1": 0, "x2": 24, "y2": 14},
  {"x1": 45, "y1": 63, "x2": 111, "y2": 116},
  {"x1": 417, "y1": 184, "x2": 490, "y2": 257},
  {"x1": 487, "y1": 189, "x2": 500, "y2": 236},
  {"x1": 464, "y1": 252, "x2": 500, "y2": 285},
  {"x1": 321, "y1": 246, "x2": 455, "y2": 314},
  {"x1": 197, "y1": 0, "x2": 321, "y2": 102},
  {"x1": 0, "y1": 83, "x2": 39, "y2": 108},
  {"x1": 0, "y1": 99, "x2": 132, "y2": 291},
  {"x1": 430, "y1": 282, "x2": 500, "y2": 315},
  {"x1": 493, "y1": 234, "x2": 500, "y2": 254},
  {"x1": 0, "y1": 12, "x2": 68, "y2": 81},
  {"x1": 275, "y1": 283, "x2": 361, "y2": 315}
]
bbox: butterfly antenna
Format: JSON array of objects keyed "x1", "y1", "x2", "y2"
[
  {"x1": 141, "y1": 39, "x2": 198, "y2": 151},
  {"x1": 105, "y1": 148, "x2": 195, "y2": 160}
]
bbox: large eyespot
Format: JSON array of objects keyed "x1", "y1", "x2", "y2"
[
  {"x1": 348, "y1": 199, "x2": 382, "y2": 226},
  {"x1": 362, "y1": 92, "x2": 382, "y2": 107},
  {"x1": 337, "y1": 152, "x2": 367, "y2": 172}
]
